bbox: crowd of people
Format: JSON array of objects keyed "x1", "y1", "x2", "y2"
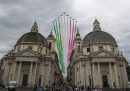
[{"x1": 34, "y1": 83, "x2": 103, "y2": 91}]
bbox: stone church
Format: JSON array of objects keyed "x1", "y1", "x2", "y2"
[
  {"x1": 0, "y1": 22, "x2": 63, "y2": 87},
  {"x1": 0, "y1": 19, "x2": 129, "y2": 89},
  {"x1": 67, "y1": 19, "x2": 129, "y2": 88}
]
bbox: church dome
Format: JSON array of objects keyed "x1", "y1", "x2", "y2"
[
  {"x1": 83, "y1": 31, "x2": 117, "y2": 46},
  {"x1": 83, "y1": 19, "x2": 117, "y2": 46},
  {"x1": 16, "y1": 22, "x2": 47, "y2": 45},
  {"x1": 16, "y1": 32, "x2": 47, "y2": 45}
]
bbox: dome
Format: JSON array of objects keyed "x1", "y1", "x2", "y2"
[
  {"x1": 83, "y1": 19, "x2": 117, "y2": 46},
  {"x1": 16, "y1": 21, "x2": 47, "y2": 45},
  {"x1": 83, "y1": 31, "x2": 117, "y2": 46},
  {"x1": 16, "y1": 32, "x2": 47, "y2": 45}
]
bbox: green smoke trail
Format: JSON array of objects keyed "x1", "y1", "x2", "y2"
[{"x1": 53, "y1": 19, "x2": 65, "y2": 73}]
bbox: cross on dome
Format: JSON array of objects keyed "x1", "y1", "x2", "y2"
[{"x1": 93, "y1": 18, "x2": 101, "y2": 31}]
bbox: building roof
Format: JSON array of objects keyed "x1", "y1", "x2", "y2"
[
  {"x1": 83, "y1": 19, "x2": 117, "y2": 46},
  {"x1": 83, "y1": 31, "x2": 117, "y2": 46},
  {"x1": 16, "y1": 22, "x2": 47, "y2": 45},
  {"x1": 16, "y1": 32, "x2": 47, "y2": 45}
]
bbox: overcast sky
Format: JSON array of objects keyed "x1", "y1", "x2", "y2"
[{"x1": 0, "y1": 0, "x2": 130, "y2": 63}]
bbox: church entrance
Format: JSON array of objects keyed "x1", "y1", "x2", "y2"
[
  {"x1": 89, "y1": 78, "x2": 91, "y2": 88},
  {"x1": 22, "y1": 74, "x2": 28, "y2": 86},
  {"x1": 102, "y1": 75, "x2": 109, "y2": 88},
  {"x1": 39, "y1": 78, "x2": 41, "y2": 87}
]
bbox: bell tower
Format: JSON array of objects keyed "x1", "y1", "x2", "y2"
[
  {"x1": 75, "y1": 28, "x2": 82, "y2": 52},
  {"x1": 47, "y1": 31, "x2": 56, "y2": 52}
]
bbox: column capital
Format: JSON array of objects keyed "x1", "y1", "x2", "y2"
[
  {"x1": 109, "y1": 62, "x2": 115, "y2": 65},
  {"x1": 91, "y1": 62, "x2": 98, "y2": 65},
  {"x1": 31, "y1": 61, "x2": 33, "y2": 64},
  {"x1": 97, "y1": 62, "x2": 100, "y2": 64},
  {"x1": 19, "y1": 61, "x2": 22, "y2": 64},
  {"x1": 14, "y1": 61, "x2": 17, "y2": 63},
  {"x1": 114, "y1": 62, "x2": 116, "y2": 64},
  {"x1": 109, "y1": 62, "x2": 112, "y2": 64}
]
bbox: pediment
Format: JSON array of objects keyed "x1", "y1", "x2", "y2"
[
  {"x1": 91, "y1": 50, "x2": 115, "y2": 57},
  {"x1": 16, "y1": 49, "x2": 38, "y2": 57}
]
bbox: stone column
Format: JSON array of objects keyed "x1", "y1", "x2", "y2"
[
  {"x1": 114, "y1": 63, "x2": 119, "y2": 88},
  {"x1": 75, "y1": 66, "x2": 77, "y2": 86},
  {"x1": 79, "y1": 62, "x2": 81, "y2": 87},
  {"x1": 92, "y1": 63, "x2": 95, "y2": 88},
  {"x1": 34, "y1": 62, "x2": 37, "y2": 85},
  {"x1": 29, "y1": 62, "x2": 33, "y2": 87},
  {"x1": 17, "y1": 61, "x2": 22, "y2": 86},
  {"x1": 109, "y1": 62, "x2": 113, "y2": 88},
  {"x1": 12, "y1": 61, "x2": 17, "y2": 80},
  {"x1": 97, "y1": 63, "x2": 101, "y2": 88},
  {"x1": 122, "y1": 62, "x2": 128, "y2": 88}
]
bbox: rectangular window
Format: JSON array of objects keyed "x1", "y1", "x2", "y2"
[
  {"x1": 111, "y1": 47, "x2": 115, "y2": 52},
  {"x1": 28, "y1": 46, "x2": 32, "y2": 50},
  {"x1": 87, "y1": 48, "x2": 90, "y2": 52},
  {"x1": 77, "y1": 42, "x2": 80, "y2": 50},
  {"x1": 17, "y1": 46, "x2": 21, "y2": 52},
  {"x1": 40, "y1": 47, "x2": 42, "y2": 52},
  {"x1": 99, "y1": 46, "x2": 103, "y2": 50},
  {"x1": 77, "y1": 67, "x2": 79, "y2": 71},
  {"x1": 49, "y1": 42, "x2": 52, "y2": 49}
]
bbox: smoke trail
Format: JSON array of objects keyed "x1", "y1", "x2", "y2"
[{"x1": 52, "y1": 13, "x2": 77, "y2": 75}]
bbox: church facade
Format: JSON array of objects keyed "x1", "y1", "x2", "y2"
[
  {"x1": 67, "y1": 19, "x2": 129, "y2": 88},
  {"x1": 0, "y1": 19, "x2": 129, "y2": 88},
  {"x1": 0, "y1": 22, "x2": 63, "y2": 87}
]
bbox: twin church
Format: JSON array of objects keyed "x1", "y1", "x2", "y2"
[{"x1": 0, "y1": 19, "x2": 129, "y2": 88}]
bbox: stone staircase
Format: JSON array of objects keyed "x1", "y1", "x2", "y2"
[
  {"x1": 0, "y1": 87, "x2": 34, "y2": 91},
  {"x1": 0, "y1": 87, "x2": 130, "y2": 91},
  {"x1": 102, "y1": 88, "x2": 130, "y2": 91}
]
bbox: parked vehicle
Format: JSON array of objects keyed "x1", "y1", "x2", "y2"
[
  {"x1": 128, "y1": 82, "x2": 130, "y2": 88},
  {"x1": 36, "y1": 87, "x2": 44, "y2": 91},
  {"x1": 7, "y1": 81, "x2": 16, "y2": 91}
]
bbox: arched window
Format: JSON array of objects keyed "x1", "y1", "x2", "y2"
[
  {"x1": 49, "y1": 42, "x2": 52, "y2": 50},
  {"x1": 111, "y1": 47, "x2": 115, "y2": 52},
  {"x1": 17, "y1": 46, "x2": 21, "y2": 52},
  {"x1": 77, "y1": 42, "x2": 80, "y2": 50},
  {"x1": 40, "y1": 47, "x2": 42, "y2": 52}
]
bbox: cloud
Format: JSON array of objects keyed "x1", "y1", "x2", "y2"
[{"x1": 0, "y1": 0, "x2": 130, "y2": 63}]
